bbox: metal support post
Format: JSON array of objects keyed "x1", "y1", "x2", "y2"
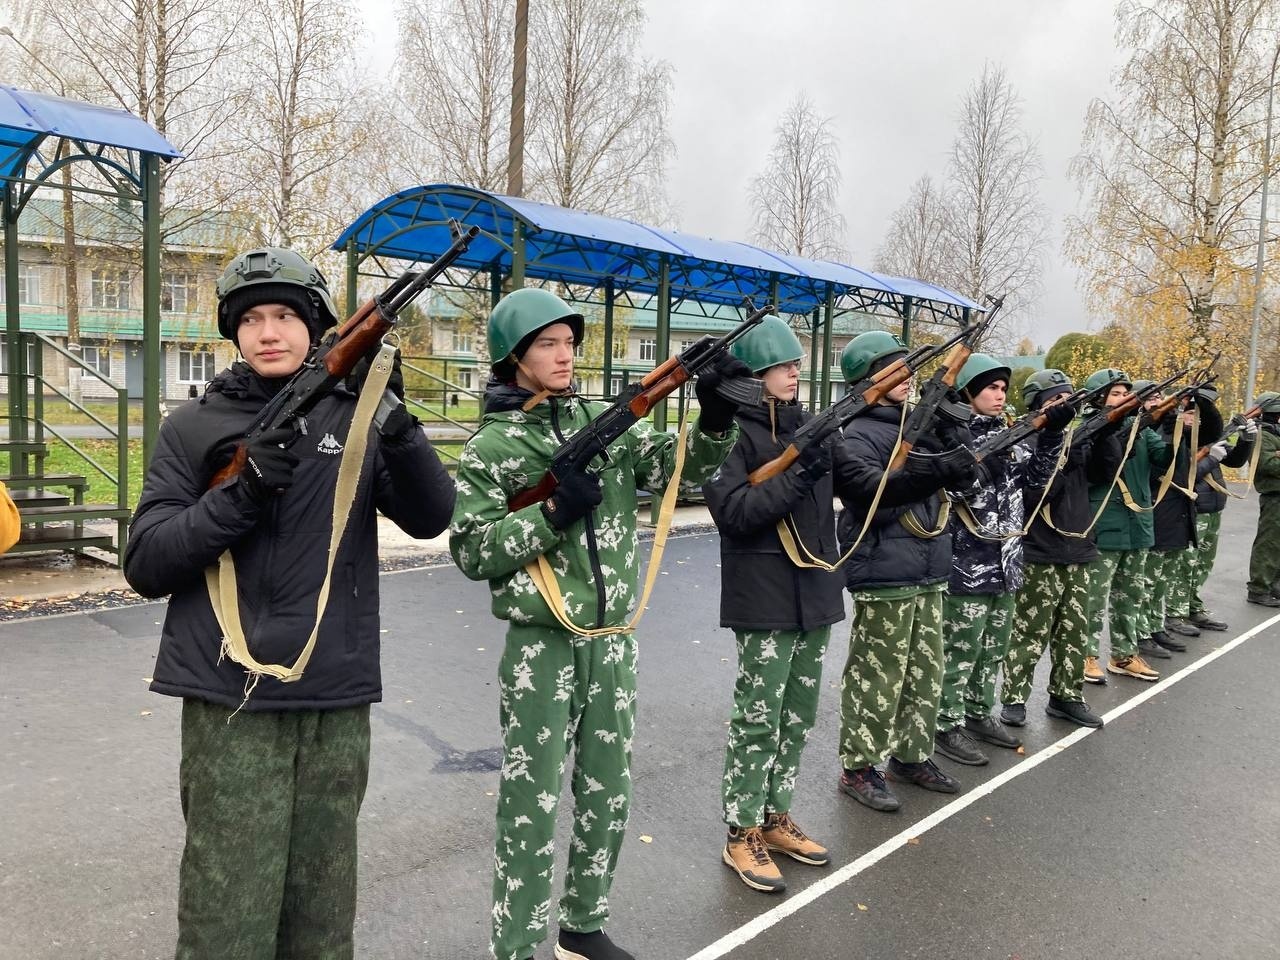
[
  {"x1": 902, "y1": 296, "x2": 914, "y2": 347},
  {"x1": 4, "y1": 192, "x2": 24, "y2": 477},
  {"x1": 510, "y1": 220, "x2": 526, "y2": 289},
  {"x1": 808, "y1": 307, "x2": 820, "y2": 412},
  {"x1": 141, "y1": 152, "x2": 162, "y2": 467},
  {"x1": 345, "y1": 238, "x2": 359, "y2": 316},
  {"x1": 603, "y1": 278, "x2": 615, "y2": 397},
  {"x1": 821, "y1": 285, "x2": 835, "y2": 406}
]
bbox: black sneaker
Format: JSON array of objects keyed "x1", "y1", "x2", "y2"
[
  {"x1": 1045, "y1": 696, "x2": 1104, "y2": 728},
  {"x1": 839, "y1": 766, "x2": 900, "y2": 812},
  {"x1": 1247, "y1": 591, "x2": 1280, "y2": 607},
  {"x1": 1000, "y1": 702, "x2": 1026, "y2": 727},
  {"x1": 1150, "y1": 629, "x2": 1186, "y2": 653},
  {"x1": 934, "y1": 726, "x2": 989, "y2": 766},
  {"x1": 1137, "y1": 636, "x2": 1173, "y2": 659},
  {"x1": 555, "y1": 929, "x2": 635, "y2": 960},
  {"x1": 1164, "y1": 617, "x2": 1200, "y2": 637},
  {"x1": 965, "y1": 714, "x2": 1022, "y2": 749},
  {"x1": 886, "y1": 756, "x2": 960, "y2": 794},
  {"x1": 1190, "y1": 610, "x2": 1229, "y2": 631}
]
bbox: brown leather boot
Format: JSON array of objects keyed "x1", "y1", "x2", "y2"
[
  {"x1": 763, "y1": 811, "x2": 830, "y2": 866},
  {"x1": 722, "y1": 825, "x2": 786, "y2": 892}
]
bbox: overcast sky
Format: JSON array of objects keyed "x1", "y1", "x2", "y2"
[{"x1": 356, "y1": 0, "x2": 1123, "y2": 345}]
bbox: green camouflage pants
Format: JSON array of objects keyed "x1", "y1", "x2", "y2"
[
  {"x1": 722, "y1": 627, "x2": 831, "y2": 828},
  {"x1": 177, "y1": 699, "x2": 370, "y2": 960},
  {"x1": 1248, "y1": 493, "x2": 1280, "y2": 595},
  {"x1": 491, "y1": 625, "x2": 637, "y2": 960},
  {"x1": 1140, "y1": 549, "x2": 1173, "y2": 636},
  {"x1": 1086, "y1": 549, "x2": 1147, "y2": 659},
  {"x1": 1189, "y1": 512, "x2": 1223, "y2": 614},
  {"x1": 838, "y1": 584, "x2": 944, "y2": 770},
  {"x1": 938, "y1": 592, "x2": 1015, "y2": 729},
  {"x1": 1164, "y1": 545, "x2": 1198, "y2": 619},
  {"x1": 1002, "y1": 563, "x2": 1091, "y2": 704}
]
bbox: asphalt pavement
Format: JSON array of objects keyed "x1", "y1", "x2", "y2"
[{"x1": 1, "y1": 497, "x2": 1277, "y2": 960}]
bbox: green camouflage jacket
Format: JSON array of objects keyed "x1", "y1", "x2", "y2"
[
  {"x1": 1089, "y1": 418, "x2": 1173, "y2": 552},
  {"x1": 1256, "y1": 423, "x2": 1280, "y2": 496},
  {"x1": 450, "y1": 382, "x2": 737, "y2": 630}
]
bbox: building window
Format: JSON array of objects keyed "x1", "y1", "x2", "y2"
[
  {"x1": 0, "y1": 264, "x2": 42, "y2": 304},
  {"x1": 611, "y1": 337, "x2": 627, "y2": 360},
  {"x1": 609, "y1": 375, "x2": 622, "y2": 396},
  {"x1": 178, "y1": 347, "x2": 216, "y2": 383},
  {"x1": 574, "y1": 339, "x2": 585, "y2": 358},
  {"x1": 162, "y1": 273, "x2": 198, "y2": 313},
  {"x1": 638, "y1": 339, "x2": 656, "y2": 362},
  {"x1": 91, "y1": 269, "x2": 131, "y2": 310},
  {"x1": 81, "y1": 342, "x2": 112, "y2": 378},
  {"x1": 457, "y1": 367, "x2": 474, "y2": 390},
  {"x1": 680, "y1": 339, "x2": 696, "y2": 351},
  {"x1": 451, "y1": 326, "x2": 473, "y2": 354}
]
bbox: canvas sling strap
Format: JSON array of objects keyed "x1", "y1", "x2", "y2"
[
  {"x1": 1205, "y1": 430, "x2": 1265, "y2": 499},
  {"x1": 1114, "y1": 409, "x2": 1191, "y2": 512},
  {"x1": 205, "y1": 341, "x2": 396, "y2": 692},
  {"x1": 524, "y1": 417, "x2": 691, "y2": 637},
  {"x1": 1039, "y1": 413, "x2": 1144, "y2": 540},
  {"x1": 951, "y1": 423, "x2": 1075, "y2": 543}
]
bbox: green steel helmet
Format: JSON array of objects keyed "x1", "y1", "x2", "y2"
[
  {"x1": 841, "y1": 330, "x2": 907, "y2": 383},
  {"x1": 956, "y1": 354, "x2": 1011, "y2": 399},
  {"x1": 215, "y1": 247, "x2": 338, "y2": 342},
  {"x1": 1084, "y1": 367, "x2": 1131, "y2": 393},
  {"x1": 1022, "y1": 368, "x2": 1072, "y2": 409},
  {"x1": 1196, "y1": 386, "x2": 1220, "y2": 404},
  {"x1": 1256, "y1": 391, "x2": 1280, "y2": 413},
  {"x1": 487, "y1": 287, "x2": 585, "y2": 372},
  {"x1": 730, "y1": 314, "x2": 803, "y2": 373}
]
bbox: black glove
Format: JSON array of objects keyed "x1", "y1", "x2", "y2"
[
  {"x1": 935, "y1": 418, "x2": 974, "y2": 451},
  {"x1": 347, "y1": 348, "x2": 405, "y2": 401},
  {"x1": 1040, "y1": 401, "x2": 1076, "y2": 433},
  {"x1": 378, "y1": 403, "x2": 420, "y2": 445},
  {"x1": 541, "y1": 470, "x2": 604, "y2": 530},
  {"x1": 695, "y1": 354, "x2": 754, "y2": 434},
  {"x1": 903, "y1": 444, "x2": 978, "y2": 486},
  {"x1": 796, "y1": 437, "x2": 833, "y2": 482},
  {"x1": 241, "y1": 427, "x2": 299, "y2": 502}
]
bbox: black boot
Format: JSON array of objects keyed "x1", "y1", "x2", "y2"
[
  {"x1": 839, "y1": 766, "x2": 900, "y2": 812},
  {"x1": 1137, "y1": 636, "x2": 1173, "y2": 659},
  {"x1": 966, "y1": 714, "x2": 1022, "y2": 749},
  {"x1": 555, "y1": 928, "x2": 636, "y2": 960},
  {"x1": 1000, "y1": 702, "x2": 1027, "y2": 727},
  {"x1": 1164, "y1": 617, "x2": 1201, "y2": 637},
  {"x1": 1045, "y1": 696, "x2": 1104, "y2": 728},
  {"x1": 1190, "y1": 610, "x2": 1229, "y2": 631},
  {"x1": 886, "y1": 757, "x2": 960, "y2": 794},
  {"x1": 1150, "y1": 629, "x2": 1186, "y2": 653},
  {"x1": 934, "y1": 726, "x2": 989, "y2": 765},
  {"x1": 1248, "y1": 591, "x2": 1280, "y2": 607}
]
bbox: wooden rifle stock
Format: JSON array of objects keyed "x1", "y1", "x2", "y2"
[
  {"x1": 508, "y1": 472, "x2": 560, "y2": 512},
  {"x1": 208, "y1": 444, "x2": 249, "y2": 489},
  {"x1": 887, "y1": 340, "x2": 973, "y2": 472},
  {"x1": 629, "y1": 356, "x2": 690, "y2": 417}
]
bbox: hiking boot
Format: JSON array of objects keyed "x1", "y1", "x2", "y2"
[
  {"x1": 555, "y1": 928, "x2": 636, "y2": 960},
  {"x1": 839, "y1": 765, "x2": 901, "y2": 812},
  {"x1": 965, "y1": 714, "x2": 1022, "y2": 750},
  {"x1": 1000, "y1": 702, "x2": 1027, "y2": 727},
  {"x1": 1137, "y1": 636, "x2": 1173, "y2": 659},
  {"x1": 1247, "y1": 591, "x2": 1280, "y2": 607},
  {"x1": 886, "y1": 756, "x2": 960, "y2": 794},
  {"x1": 721, "y1": 826, "x2": 785, "y2": 893},
  {"x1": 1164, "y1": 617, "x2": 1201, "y2": 637},
  {"x1": 1107, "y1": 655, "x2": 1160, "y2": 681},
  {"x1": 763, "y1": 812, "x2": 830, "y2": 866},
  {"x1": 934, "y1": 725, "x2": 989, "y2": 765},
  {"x1": 1083, "y1": 656, "x2": 1107, "y2": 685},
  {"x1": 1150, "y1": 629, "x2": 1186, "y2": 653},
  {"x1": 1045, "y1": 696, "x2": 1104, "y2": 728},
  {"x1": 1190, "y1": 610, "x2": 1228, "y2": 631}
]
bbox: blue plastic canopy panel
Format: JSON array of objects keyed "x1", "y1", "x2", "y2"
[
  {"x1": 867, "y1": 271, "x2": 980, "y2": 310},
  {"x1": 0, "y1": 86, "x2": 181, "y2": 182}
]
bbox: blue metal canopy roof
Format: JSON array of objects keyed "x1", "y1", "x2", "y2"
[
  {"x1": 0, "y1": 86, "x2": 182, "y2": 184},
  {"x1": 333, "y1": 184, "x2": 980, "y2": 322}
]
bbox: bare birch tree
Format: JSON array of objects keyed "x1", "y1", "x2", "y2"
[
  {"x1": 874, "y1": 174, "x2": 951, "y2": 281},
  {"x1": 748, "y1": 93, "x2": 847, "y2": 260},
  {"x1": 1067, "y1": 0, "x2": 1280, "y2": 400}
]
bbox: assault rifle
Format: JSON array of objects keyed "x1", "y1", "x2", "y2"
[
  {"x1": 1135, "y1": 352, "x2": 1220, "y2": 431},
  {"x1": 1070, "y1": 366, "x2": 1190, "y2": 448},
  {"x1": 886, "y1": 293, "x2": 1004, "y2": 471},
  {"x1": 974, "y1": 377, "x2": 1117, "y2": 462},
  {"x1": 1195, "y1": 404, "x2": 1261, "y2": 462},
  {"x1": 209, "y1": 219, "x2": 480, "y2": 488},
  {"x1": 506, "y1": 302, "x2": 773, "y2": 511},
  {"x1": 746, "y1": 321, "x2": 977, "y2": 485}
]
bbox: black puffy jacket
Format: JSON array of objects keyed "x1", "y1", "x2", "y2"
[
  {"x1": 124, "y1": 362, "x2": 455, "y2": 711},
  {"x1": 1020, "y1": 426, "x2": 1124, "y2": 567},
  {"x1": 704, "y1": 400, "x2": 845, "y2": 631},
  {"x1": 831, "y1": 403, "x2": 954, "y2": 592},
  {"x1": 1151, "y1": 400, "x2": 1225, "y2": 551}
]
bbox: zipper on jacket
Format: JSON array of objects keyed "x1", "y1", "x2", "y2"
[{"x1": 550, "y1": 399, "x2": 608, "y2": 628}]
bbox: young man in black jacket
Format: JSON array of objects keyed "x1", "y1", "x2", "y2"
[
  {"x1": 705, "y1": 315, "x2": 845, "y2": 893},
  {"x1": 1000, "y1": 370, "x2": 1124, "y2": 727},
  {"x1": 124, "y1": 248, "x2": 455, "y2": 959}
]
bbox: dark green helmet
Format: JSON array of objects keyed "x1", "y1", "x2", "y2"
[
  {"x1": 1084, "y1": 367, "x2": 1131, "y2": 393},
  {"x1": 1256, "y1": 391, "x2": 1280, "y2": 413},
  {"x1": 488, "y1": 287, "x2": 584, "y2": 371},
  {"x1": 1022, "y1": 368, "x2": 1072, "y2": 409},
  {"x1": 841, "y1": 330, "x2": 906, "y2": 383},
  {"x1": 956, "y1": 354, "x2": 1011, "y2": 399},
  {"x1": 731, "y1": 314, "x2": 803, "y2": 373},
  {"x1": 216, "y1": 247, "x2": 338, "y2": 341},
  {"x1": 1132, "y1": 379, "x2": 1156, "y2": 394}
]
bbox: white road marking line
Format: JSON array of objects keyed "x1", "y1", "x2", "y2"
[{"x1": 685, "y1": 611, "x2": 1280, "y2": 960}]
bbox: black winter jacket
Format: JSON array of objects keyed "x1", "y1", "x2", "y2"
[
  {"x1": 124, "y1": 362, "x2": 455, "y2": 711},
  {"x1": 832, "y1": 403, "x2": 954, "y2": 592},
  {"x1": 948, "y1": 415, "x2": 1064, "y2": 595},
  {"x1": 1021, "y1": 426, "x2": 1124, "y2": 567},
  {"x1": 704, "y1": 400, "x2": 845, "y2": 631},
  {"x1": 1196, "y1": 433, "x2": 1256, "y2": 514},
  {"x1": 1151, "y1": 400, "x2": 1225, "y2": 551}
]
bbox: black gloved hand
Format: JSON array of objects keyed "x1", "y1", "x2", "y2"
[
  {"x1": 1040, "y1": 400, "x2": 1077, "y2": 433},
  {"x1": 796, "y1": 436, "x2": 833, "y2": 482},
  {"x1": 695, "y1": 354, "x2": 754, "y2": 434},
  {"x1": 541, "y1": 470, "x2": 604, "y2": 530},
  {"x1": 241, "y1": 427, "x2": 299, "y2": 502},
  {"x1": 903, "y1": 443, "x2": 978, "y2": 486},
  {"x1": 378, "y1": 403, "x2": 420, "y2": 445},
  {"x1": 935, "y1": 418, "x2": 974, "y2": 451},
  {"x1": 347, "y1": 348, "x2": 405, "y2": 401}
]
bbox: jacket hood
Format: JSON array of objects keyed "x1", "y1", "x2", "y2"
[
  {"x1": 482, "y1": 376, "x2": 583, "y2": 418},
  {"x1": 736, "y1": 398, "x2": 805, "y2": 439},
  {"x1": 202, "y1": 360, "x2": 296, "y2": 403}
]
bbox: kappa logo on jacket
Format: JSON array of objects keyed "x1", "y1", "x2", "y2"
[{"x1": 317, "y1": 432, "x2": 344, "y2": 455}]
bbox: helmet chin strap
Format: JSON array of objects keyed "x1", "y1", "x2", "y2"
[{"x1": 514, "y1": 355, "x2": 574, "y2": 412}]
